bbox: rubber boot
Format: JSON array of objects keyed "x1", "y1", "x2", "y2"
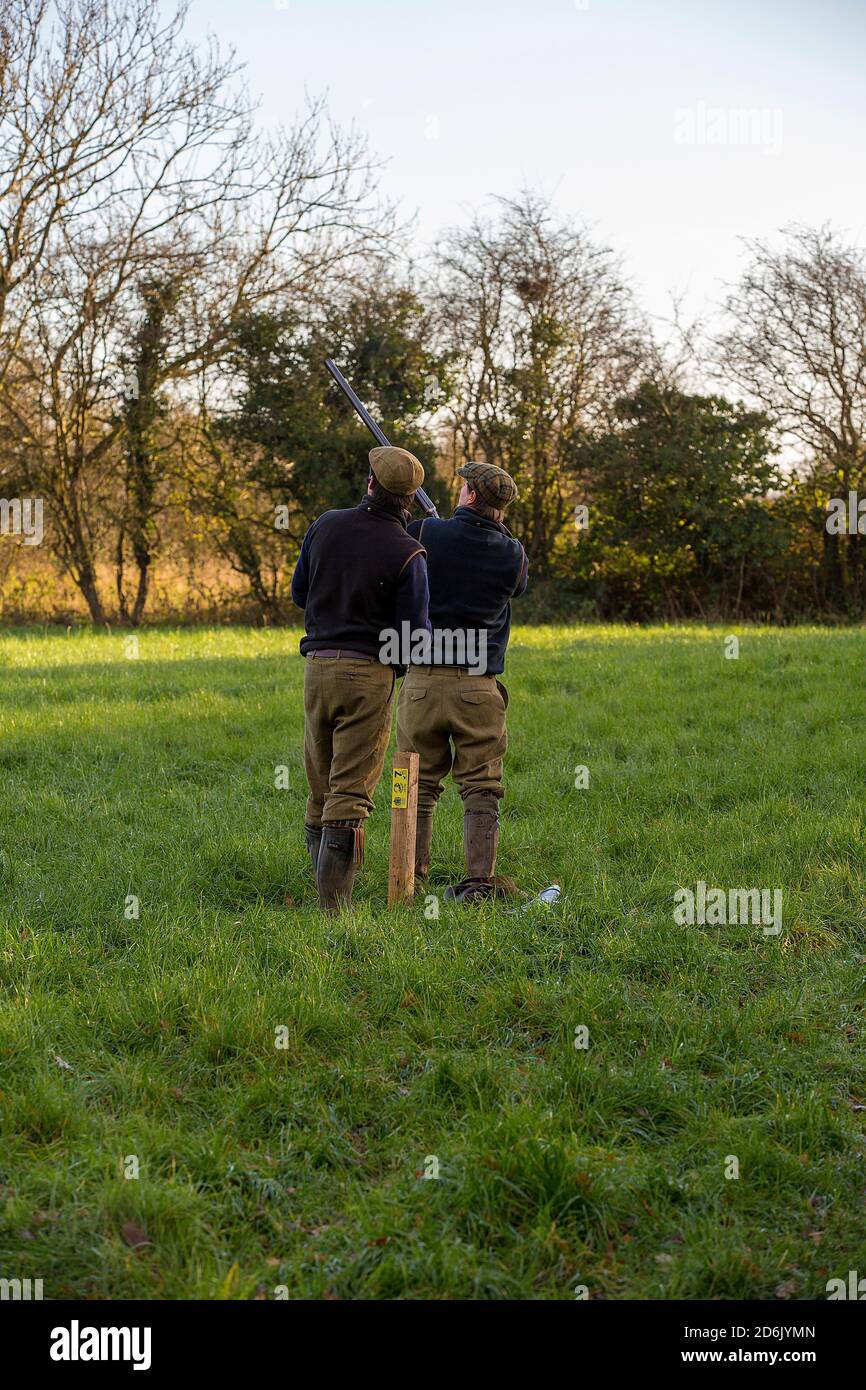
[
  {"x1": 414, "y1": 810, "x2": 434, "y2": 883},
  {"x1": 444, "y1": 810, "x2": 499, "y2": 903},
  {"x1": 316, "y1": 820, "x2": 364, "y2": 912},
  {"x1": 304, "y1": 823, "x2": 322, "y2": 874}
]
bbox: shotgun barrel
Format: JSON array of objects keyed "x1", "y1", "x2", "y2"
[{"x1": 324, "y1": 357, "x2": 438, "y2": 517}]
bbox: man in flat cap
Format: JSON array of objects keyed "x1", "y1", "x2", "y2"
[
  {"x1": 396, "y1": 461, "x2": 528, "y2": 903},
  {"x1": 291, "y1": 446, "x2": 430, "y2": 911}
]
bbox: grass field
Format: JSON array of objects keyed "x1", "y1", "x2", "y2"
[{"x1": 0, "y1": 624, "x2": 864, "y2": 1301}]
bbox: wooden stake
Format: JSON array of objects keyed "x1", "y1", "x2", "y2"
[{"x1": 388, "y1": 751, "x2": 419, "y2": 906}]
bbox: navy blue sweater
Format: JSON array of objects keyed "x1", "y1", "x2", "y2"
[{"x1": 407, "y1": 507, "x2": 528, "y2": 675}]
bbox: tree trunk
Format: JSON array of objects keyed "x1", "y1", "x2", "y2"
[
  {"x1": 116, "y1": 531, "x2": 131, "y2": 624},
  {"x1": 76, "y1": 559, "x2": 106, "y2": 625},
  {"x1": 129, "y1": 531, "x2": 151, "y2": 626},
  {"x1": 226, "y1": 525, "x2": 284, "y2": 625},
  {"x1": 822, "y1": 529, "x2": 846, "y2": 609}
]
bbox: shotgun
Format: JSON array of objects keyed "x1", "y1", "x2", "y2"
[{"x1": 324, "y1": 357, "x2": 439, "y2": 517}]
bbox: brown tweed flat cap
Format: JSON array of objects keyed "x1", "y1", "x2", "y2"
[
  {"x1": 458, "y1": 462, "x2": 519, "y2": 507},
  {"x1": 369, "y1": 446, "x2": 424, "y2": 494}
]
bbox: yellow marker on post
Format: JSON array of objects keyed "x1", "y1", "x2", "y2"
[
  {"x1": 391, "y1": 766, "x2": 409, "y2": 809},
  {"x1": 388, "y1": 752, "x2": 419, "y2": 905}
]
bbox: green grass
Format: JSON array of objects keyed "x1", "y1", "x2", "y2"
[{"x1": 0, "y1": 623, "x2": 864, "y2": 1300}]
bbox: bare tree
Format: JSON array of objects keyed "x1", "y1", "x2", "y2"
[
  {"x1": 0, "y1": 0, "x2": 249, "y2": 619},
  {"x1": 0, "y1": 0, "x2": 249, "y2": 347},
  {"x1": 717, "y1": 224, "x2": 866, "y2": 603},
  {"x1": 104, "y1": 103, "x2": 389, "y2": 623},
  {"x1": 0, "y1": 0, "x2": 391, "y2": 622},
  {"x1": 434, "y1": 191, "x2": 648, "y2": 569},
  {"x1": 179, "y1": 378, "x2": 288, "y2": 626}
]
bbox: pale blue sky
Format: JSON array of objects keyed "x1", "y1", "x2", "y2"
[{"x1": 182, "y1": 0, "x2": 866, "y2": 326}]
